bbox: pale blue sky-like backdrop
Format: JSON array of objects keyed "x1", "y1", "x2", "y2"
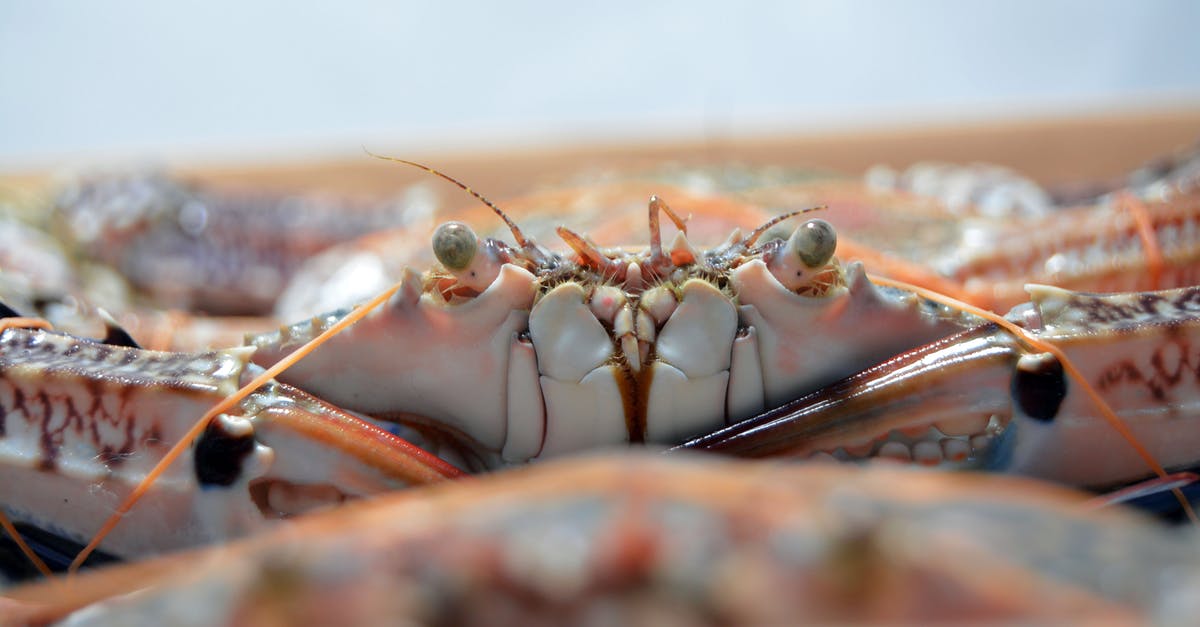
[{"x1": 2, "y1": 1, "x2": 1199, "y2": 168}]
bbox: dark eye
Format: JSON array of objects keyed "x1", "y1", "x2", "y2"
[
  {"x1": 432, "y1": 221, "x2": 478, "y2": 271},
  {"x1": 793, "y1": 219, "x2": 836, "y2": 268}
]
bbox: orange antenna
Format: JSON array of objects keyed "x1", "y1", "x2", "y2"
[
  {"x1": 1120, "y1": 193, "x2": 1164, "y2": 291},
  {"x1": 1, "y1": 513, "x2": 54, "y2": 579},
  {"x1": 364, "y1": 151, "x2": 533, "y2": 249},
  {"x1": 0, "y1": 318, "x2": 53, "y2": 333}
]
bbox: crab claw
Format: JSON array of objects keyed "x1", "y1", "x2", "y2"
[
  {"x1": 678, "y1": 284, "x2": 1200, "y2": 492},
  {"x1": 228, "y1": 378, "x2": 464, "y2": 521},
  {"x1": 675, "y1": 325, "x2": 1020, "y2": 469},
  {"x1": 165, "y1": 374, "x2": 465, "y2": 556},
  {"x1": 0, "y1": 332, "x2": 461, "y2": 568}
]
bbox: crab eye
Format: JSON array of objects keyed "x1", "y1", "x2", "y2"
[
  {"x1": 432, "y1": 222, "x2": 478, "y2": 271},
  {"x1": 793, "y1": 219, "x2": 837, "y2": 268}
]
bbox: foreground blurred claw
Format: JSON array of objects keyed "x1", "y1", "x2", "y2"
[
  {"x1": 7, "y1": 453, "x2": 1195, "y2": 625},
  {"x1": 0, "y1": 325, "x2": 459, "y2": 566},
  {"x1": 679, "y1": 285, "x2": 1200, "y2": 490}
]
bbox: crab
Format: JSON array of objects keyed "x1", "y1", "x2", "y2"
[{"x1": 2, "y1": 148, "x2": 1200, "y2": 623}]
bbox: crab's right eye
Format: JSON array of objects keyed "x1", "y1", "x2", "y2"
[{"x1": 432, "y1": 222, "x2": 478, "y2": 271}]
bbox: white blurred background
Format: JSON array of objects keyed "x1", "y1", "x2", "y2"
[{"x1": 2, "y1": 0, "x2": 1199, "y2": 169}]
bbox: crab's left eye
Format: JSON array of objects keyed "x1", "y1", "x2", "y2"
[
  {"x1": 792, "y1": 219, "x2": 837, "y2": 268},
  {"x1": 432, "y1": 221, "x2": 478, "y2": 271}
]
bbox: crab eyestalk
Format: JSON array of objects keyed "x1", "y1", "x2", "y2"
[
  {"x1": 432, "y1": 221, "x2": 510, "y2": 294},
  {"x1": 791, "y1": 219, "x2": 837, "y2": 269},
  {"x1": 432, "y1": 222, "x2": 477, "y2": 271},
  {"x1": 763, "y1": 218, "x2": 839, "y2": 294}
]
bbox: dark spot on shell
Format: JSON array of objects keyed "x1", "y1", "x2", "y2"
[
  {"x1": 194, "y1": 420, "x2": 256, "y2": 487},
  {"x1": 1012, "y1": 353, "x2": 1067, "y2": 422},
  {"x1": 101, "y1": 323, "x2": 142, "y2": 350}
]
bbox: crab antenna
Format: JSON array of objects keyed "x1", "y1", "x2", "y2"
[
  {"x1": 745, "y1": 206, "x2": 826, "y2": 247},
  {"x1": 364, "y1": 150, "x2": 532, "y2": 249}
]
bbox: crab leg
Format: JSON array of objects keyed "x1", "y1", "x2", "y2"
[
  {"x1": 679, "y1": 285, "x2": 1200, "y2": 490},
  {"x1": 0, "y1": 325, "x2": 459, "y2": 568}
]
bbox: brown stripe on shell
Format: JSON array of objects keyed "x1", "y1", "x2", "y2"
[
  {"x1": 1035, "y1": 286, "x2": 1200, "y2": 334},
  {"x1": 614, "y1": 363, "x2": 655, "y2": 445},
  {"x1": 0, "y1": 328, "x2": 244, "y2": 390},
  {"x1": 1095, "y1": 335, "x2": 1200, "y2": 401},
  {"x1": 0, "y1": 327, "x2": 246, "y2": 471}
]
